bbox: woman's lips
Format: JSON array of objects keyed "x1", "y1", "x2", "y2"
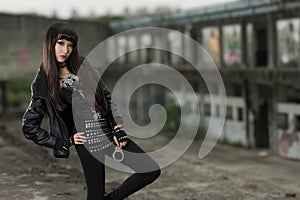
[{"x1": 60, "y1": 55, "x2": 67, "y2": 59}]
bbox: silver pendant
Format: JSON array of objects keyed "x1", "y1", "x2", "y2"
[{"x1": 112, "y1": 147, "x2": 124, "y2": 162}]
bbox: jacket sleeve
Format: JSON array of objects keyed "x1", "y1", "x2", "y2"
[
  {"x1": 22, "y1": 98, "x2": 57, "y2": 148},
  {"x1": 100, "y1": 80, "x2": 124, "y2": 127}
]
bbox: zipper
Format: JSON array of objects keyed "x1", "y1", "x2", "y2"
[{"x1": 34, "y1": 95, "x2": 69, "y2": 139}]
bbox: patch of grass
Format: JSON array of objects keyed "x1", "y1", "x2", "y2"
[
  {"x1": 0, "y1": 79, "x2": 31, "y2": 108},
  {"x1": 161, "y1": 105, "x2": 181, "y2": 138}
]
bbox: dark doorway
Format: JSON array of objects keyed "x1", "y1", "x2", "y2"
[
  {"x1": 255, "y1": 26, "x2": 268, "y2": 67},
  {"x1": 254, "y1": 100, "x2": 269, "y2": 148}
]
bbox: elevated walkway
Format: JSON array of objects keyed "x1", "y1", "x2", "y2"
[{"x1": 110, "y1": 0, "x2": 300, "y2": 31}]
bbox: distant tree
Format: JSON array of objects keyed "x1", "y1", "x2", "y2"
[
  {"x1": 70, "y1": 8, "x2": 80, "y2": 19},
  {"x1": 52, "y1": 9, "x2": 58, "y2": 19},
  {"x1": 86, "y1": 15, "x2": 123, "y2": 23}
]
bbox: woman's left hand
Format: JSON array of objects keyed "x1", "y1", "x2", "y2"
[
  {"x1": 113, "y1": 125, "x2": 127, "y2": 148},
  {"x1": 113, "y1": 136, "x2": 127, "y2": 149},
  {"x1": 73, "y1": 132, "x2": 87, "y2": 144}
]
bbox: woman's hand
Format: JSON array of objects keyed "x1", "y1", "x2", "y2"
[
  {"x1": 113, "y1": 136, "x2": 127, "y2": 149},
  {"x1": 113, "y1": 125, "x2": 128, "y2": 149},
  {"x1": 73, "y1": 132, "x2": 87, "y2": 144}
]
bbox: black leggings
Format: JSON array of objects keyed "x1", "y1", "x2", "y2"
[{"x1": 75, "y1": 139, "x2": 161, "y2": 200}]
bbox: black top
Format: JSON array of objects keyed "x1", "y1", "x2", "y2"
[
  {"x1": 57, "y1": 74, "x2": 109, "y2": 137},
  {"x1": 59, "y1": 89, "x2": 76, "y2": 136},
  {"x1": 58, "y1": 74, "x2": 86, "y2": 136}
]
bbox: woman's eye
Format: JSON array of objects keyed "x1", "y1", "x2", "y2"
[
  {"x1": 68, "y1": 44, "x2": 73, "y2": 48},
  {"x1": 57, "y1": 41, "x2": 64, "y2": 45}
]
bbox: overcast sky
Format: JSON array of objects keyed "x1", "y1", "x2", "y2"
[{"x1": 0, "y1": 0, "x2": 239, "y2": 19}]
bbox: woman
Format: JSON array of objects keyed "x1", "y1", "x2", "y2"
[{"x1": 22, "y1": 22, "x2": 160, "y2": 200}]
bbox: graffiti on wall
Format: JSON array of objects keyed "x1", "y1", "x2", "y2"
[
  {"x1": 277, "y1": 18, "x2": 300, "y2": 67},
  {"x1": 17, "y1": 49, "x2": 32, "y2": 67},
  {"x1": 279, "y1": 130, "x2": 300, "y2": 159},
  {"x1": 0, "y1": 49, "x2": 32, "y2": 68},
  {"x1": 277, "y1": 111, "x2": 300, "y2": 159},
  {"x1": 203, "y1": 27, "x2": 220, "y2": 67},
  {"x1": 223, "y1": 25, "x2": 242, "y2": 66}
]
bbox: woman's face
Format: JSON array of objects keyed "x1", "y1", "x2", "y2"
[{"x1": 55, "y1": 39, "x2": 74, "y2": 63}]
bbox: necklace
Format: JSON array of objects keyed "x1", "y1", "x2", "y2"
[{"x1": 58, "y1": 62, "x2": 67, "y2": 68}]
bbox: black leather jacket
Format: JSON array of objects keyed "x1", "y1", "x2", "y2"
[{"x1": 22, "y1": 63, "x2": 123, "y2": 158}]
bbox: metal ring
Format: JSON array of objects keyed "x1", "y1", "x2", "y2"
[{"x1": 112, "y1": 147, "x2": 124, "y2": 162}]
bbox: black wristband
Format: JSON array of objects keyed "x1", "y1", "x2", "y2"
[
  {"x1": 69, "y1": 136, "x2": 75, "y2": 146},
  {"x1": 55, "y1": 138, "x2": 72, "y2": 151},
  {"x1": 114, "y1": 128, "x2": 128, "y2": 143},
  {"x1": 55, "y1": 139, "x2": 63, "y2": 149}
]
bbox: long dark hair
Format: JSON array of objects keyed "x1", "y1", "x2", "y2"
[{"x1": 42, "y1": 22, "x2": 103, "y2": 112}]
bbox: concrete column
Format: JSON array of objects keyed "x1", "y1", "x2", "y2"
[
  {"x1": 267, "y1": 14, "x2": 276, "y2": 68},
  {"x1": 146, "y1": 34, "x2": 153, "y2": 63},
  {"x1": 153, "y1": 32, "x2": 161, "y2": 63},
  {"x1": 241, "y1": 21, "x2": 248, "y2": 68},
  {"x1": 247, "y1": 82, "x2": 259, "y2": 148},
  {"x1": 125, "y1": 34, "x2": 130, "y2": 66},
  {"x1": 269, "y1": 84, "x2": 279, "y2": 155},
  {"x1": 196, "y1": 28, "x2": 203, "y2": 68},
  {"x1": 118, "y1": 36, "x2": 126, "y2": 65},
  {"x1": 198, "y1": 81, "x2": 205, "y2": 129},
  {"x1": 247, "y1": 23, "x2": 255, "y2": 68},
  {"x1": 184, "y1": 25, "x2": 192, "y2": 64},
  {"x1": 190, "y1": 28, "x2": 199, "y2": 68},
  {"x1": 136, "y1": 33, "x2": 142, "y2": 64},
  {"x1": 219, "y1": 24, "x2": 225, "y2": 68},
  {"x1": 136, "y1": 82, "x2": 145, "y2": 123},
  {"x1": 298, "y1": 15, "x2": 300, "y2": 68},
  {"x1": 161, "y1": 31, "x2": 169, "y2": 65},
  {"x1": 0, "y1": 81, "x2": 7, "y2": 115},
  {"x1": 111, "y1": 36, "x2": 118, "y2": 64},
  {"x1": 138, "y1": 33, "x2": 151, "y2": 64},
  {"x1": 181, "y1": 28, "x2": 186, "y2": 65},
  {"x1": 139, "y1": 34, "x2": 147, "y2": 64},
  {"x1": 128, "y1": 34, "x2": 138, "y2": 64},
  {"x1": 166, "y1": 32, "x2": 172, "y2": 65},
  {"x1": 169, "y1": 29, "x2": 182, "y2": 67},
  {"x1": 243, "y1": 80, "x2": 251, "y2": 148},
  {"x1": 111, "y1": 36, "x2": 123, "y2": 71},
  {"x1": 149, "y1": 84, "x2": 157, "y2": 119}
]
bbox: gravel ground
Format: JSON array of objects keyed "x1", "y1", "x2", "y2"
[{"x1": 0, "y1": 119, "x2": 300, "y2": 200}]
